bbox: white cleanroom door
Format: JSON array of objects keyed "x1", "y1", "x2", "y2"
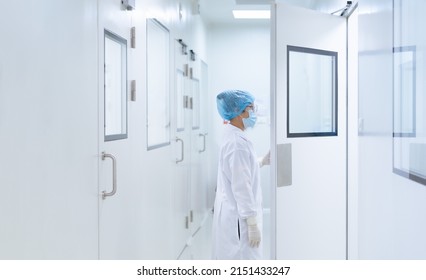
[
  {"x1": 173, "y1": 39, "x2": 192, "y2": 259},
  {"x1": 98, "y1": 0, "x2": 146, "y2": 259},
  {"x1": 189, "y1": 59, "x2": 210, "y2": 235},
  {"x1": 272, "y1": 3, "x2": 347, "y2": 259}
]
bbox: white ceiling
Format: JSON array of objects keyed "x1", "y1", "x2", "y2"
[{"x1": 199, "y1": 0, "x2": 348, "y2": 25}]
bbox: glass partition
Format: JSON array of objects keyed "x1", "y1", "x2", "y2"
[
  {"x1": 287, "y1": 45, "x2": 337, "y2": 137},
  {"x1": 104, "y1": 30, "x2": 128, "y2": 141}
]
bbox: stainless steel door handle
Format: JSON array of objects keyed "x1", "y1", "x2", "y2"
[
  {"x1": 176, "y1": 137, "x2": 184, "y2": 163},
  {"x1": 198, "y1": 133, "x2": 207, "y2": 153},
  {"x1": 102, "y1": 152, "x2": 117, "y2": 199}
]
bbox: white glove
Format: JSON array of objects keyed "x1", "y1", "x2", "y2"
[
  {"x1": 246, "y1": 216, "x2": 261, "y2": 248},
  {"x1": 258, "y1": 151, "x2": 270, "y2": 167}
]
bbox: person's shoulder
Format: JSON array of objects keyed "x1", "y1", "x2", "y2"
[
  {"x1": 223, "y1": 130, "x2": 250, "y2": 153},
  {"x1": 224, "y1": 125, "x2": 247, "y2": 141}
]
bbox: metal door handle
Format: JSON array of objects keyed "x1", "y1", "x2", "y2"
[
  {"x1": 102, "y1": 152, "x2": 117, "y2": 199},
  {"x1": 176, "y1": 137, "x2": 184, "y2": 163},
  {"x1": 198, "y1": 133, "x2": 207, "y2": 153}
]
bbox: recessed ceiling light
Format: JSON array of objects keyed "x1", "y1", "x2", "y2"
[{"x1": 232, "y1": 10, "x2": 270, "y2": 19}]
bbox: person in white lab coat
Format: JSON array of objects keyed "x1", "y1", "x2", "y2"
[{"x1": 212, "y1": 90, "x2": 270, "y2": 260}]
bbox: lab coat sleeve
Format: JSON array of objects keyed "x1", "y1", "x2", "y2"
[{"x1": 229, "y1": 147, "x2": 257, "y2": 219}]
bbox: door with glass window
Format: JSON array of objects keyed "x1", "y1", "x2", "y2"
[
  {"x1": 189, "y1": 74, "x2": 207, "y2": 233},
  {"x1": 189, "y1": 60, "x2": 211, "y2": 259},
  {"x1": 144, "y1": 18, "x2": 175, "y2": 258},
  {"x1": 189, "y1": 58, "x2": 210, "y2": 235},
  {"x1": 173, "y1": 39, "x2": 193, "y2": 258},
  {"x1": 272, "y1": 3, "x2": 347, "y2": 259},
  {"x1": 173, "y1": 42, "x2": 210, "y2": 259},
  {"x1": 98, "y1": 0, "x2": 144, "y2": 259}
]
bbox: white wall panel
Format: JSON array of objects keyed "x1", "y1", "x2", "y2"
[{"x1": 0, "y1": 0, "x2": 99, "y2": 259}]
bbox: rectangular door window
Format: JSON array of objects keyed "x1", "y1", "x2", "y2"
[
  {"x1": 287, "y1": 45, "x2": 337, "y2": 137},
  {"x1": 104, "y1": 30, "x2": 128, "y2": 141},
  {"x1": 393, "y1": 46, "x2": 416, "y2": 137},
  {"x1": 176, "y1": 69, "x2": 185, "y2": 132},
  {"x1": 192, "y1": 78, "x2": 200, "y2": 130},
  {"x1": 147, "y1": 19, "x2": 170, "y2": 149},
  {"x1": 104, "y1": 30, "x2": 127, "y2": 141},
  {"x1": 392, "y1": 0, "x2": 425, "y2": 186}
]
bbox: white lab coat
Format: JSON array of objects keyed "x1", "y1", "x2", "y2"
[{"x1": 212, "y1": 124, "x2": 263, "y2": 259}]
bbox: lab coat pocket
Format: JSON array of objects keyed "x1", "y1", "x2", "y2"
[{"x1": 220, "y1": 203, "x2": 240, "y2": 243}]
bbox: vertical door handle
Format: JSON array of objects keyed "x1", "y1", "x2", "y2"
[
  {"x1": 102, "y1": 152, "x2": 117, "y2": 199},
  {"x1": 175, "y1": 137, "x2": 184, "y2": 163},
  {"x1": 198, "y1": 133, "x2": 207, "y2": 153}
]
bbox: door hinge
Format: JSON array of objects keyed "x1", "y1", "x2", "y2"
[
  {"x1": 185, "y1": 216, "x2": 189, "y2": 229},
  {"x1": 131, "y1": 27, "x2": 136, "y2": 48},
  {"x1": 184, "y1": 64, "x2": 189, "y2": 77},
  {"x1": 184, "y1": 95, "x2": 192, "y2": 109},
  {"x1": 189, "y1": 97, "x2": 193, "y2": 110},
  {"x1": 130, "y1": 80, "x2": 136, "y2": 101},
  {"x1": 190, "y1": 210, "x2": 193, "y2": 223},
  {"x1": 189, "y1": 67, "x2": 193, "y2": 79}
]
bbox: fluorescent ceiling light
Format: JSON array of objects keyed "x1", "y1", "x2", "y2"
[{"x1": 232, "y1": 10, "x2": 270, "y2": 19}]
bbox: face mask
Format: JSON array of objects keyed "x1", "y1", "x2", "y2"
[{"x1": 242, "y1": 110, "x2": 257, "y2": 129}]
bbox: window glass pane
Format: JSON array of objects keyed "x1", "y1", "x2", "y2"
[
  {"x1": 192, "y1": 79, "x2": 200, "y2": 130},
  {"x1": 147, "y1": 19, "x2": 170, "y2": 149},
  {"x1": 287, "y1": 46, "x2": 337, "y2": 137},
  {"x1": 392, "y1": 0, "x2": 425, "y2": 185},
  {"x1": 393, "y1": 46, "x2": 416, "y2": 136},
  {"x1": 176, "y1": 70, "x2": 185, "y2": 131},
  {"x1": 104, "y1": 30, "x2": 127, "y2": 141}
]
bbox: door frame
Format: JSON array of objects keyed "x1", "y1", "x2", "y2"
[{"x1": 270, "y1": 2, "x2": 359, "y2": 260}]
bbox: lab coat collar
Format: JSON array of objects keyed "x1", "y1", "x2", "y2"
[{"x1": 226, "y1": 123, "x2": 248, "y2": 141}]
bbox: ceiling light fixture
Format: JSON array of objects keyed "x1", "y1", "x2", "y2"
[{"x1": 232, "y1": 10, "x2": 270, "y2": 19}]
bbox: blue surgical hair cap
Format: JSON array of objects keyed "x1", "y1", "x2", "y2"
[{"x1": 216, "y1": 90, "x2": 255, "y2": 121}]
